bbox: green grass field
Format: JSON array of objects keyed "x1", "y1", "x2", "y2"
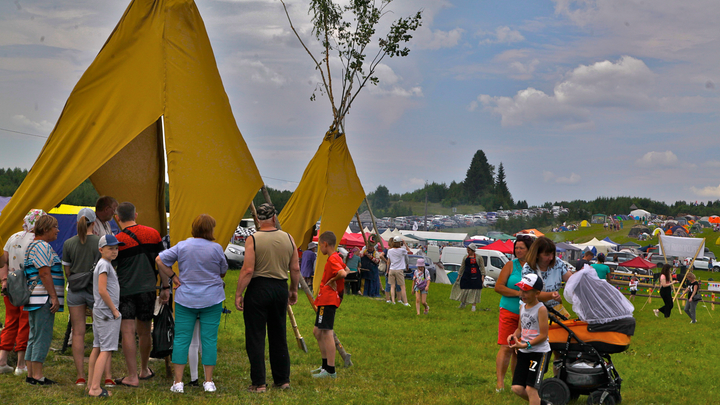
[{"x1": 1, "y1": 268, "x2": 719, "y2": 404}]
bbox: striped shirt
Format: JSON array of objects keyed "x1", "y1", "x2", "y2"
[{"x1": 24, "y1": 240, "x2": 65, "y2": 312}]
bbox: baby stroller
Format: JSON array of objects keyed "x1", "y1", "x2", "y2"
[{"x1": 538, "y1": 265, "x2": 635, "y2": 405}]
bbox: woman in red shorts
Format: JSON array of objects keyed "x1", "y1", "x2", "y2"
[{"x1": 493, "y1": 235, "x2": 533, "y2": 392}]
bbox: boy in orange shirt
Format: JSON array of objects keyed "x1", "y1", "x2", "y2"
[{"x1": 311, "y1": 231, "x2": 348, "y2": 379}]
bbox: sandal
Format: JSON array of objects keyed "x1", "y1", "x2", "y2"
[
  {"x1": 273, "y1": 382, "x2": 291, "y2": 390},
  {"x1": 139, "y1": 368, "x2": 155, "y2": 380},
  {"x1": 88, "y1": 387, "x2": 111, "y2": 398},
  {"x1": 247, "y1": 384, "x2": 267, "y2": 393},
  {"x1": 113, "y1": 377, "x2": 138, "y2": 388}
]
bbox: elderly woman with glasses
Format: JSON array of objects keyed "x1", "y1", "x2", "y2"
[
  {"x1": 493, "y1": 235, "x2": 533, "y2": 392},
  {"x1": 449, "y1": 243, "x2": 486, "y2": 311},
  {"x1": 24, "y1": 215, "x2": 64, "y2": 385}
]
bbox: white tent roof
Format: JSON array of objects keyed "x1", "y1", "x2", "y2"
[
  {"x1": 380, "y1": 229, "x2": 395, "y2": 241},
  {"x1": 399, "y1": 230, "x2": 468, "y2": 242},
  {"x1": 434, "y1": 268, "x2": 452, "y2": 284},
  {"x1": 630, "y1": 209, "x2": 651, "y2": 218},
  {"x1": 469, "y1": 235, "x2": 492, "y2": 240},
  {"x1": 574, "y1": 237, "x2": 615, "y2": 254}
]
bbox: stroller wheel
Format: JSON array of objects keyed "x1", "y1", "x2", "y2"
[
  {"x1": 587, "y1": 390, "x2": 617, "y2": 405},
  {"x1": 539, "y1": 378, "x2": 571, "y2": 405}
]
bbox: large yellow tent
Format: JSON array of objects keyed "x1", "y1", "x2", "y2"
[
  {"x1": 279, "y1": 131, "x2": 365, "y2": 293},
  {"x1": 0, "y1": 0, "x2": 263, "y2": 249}
]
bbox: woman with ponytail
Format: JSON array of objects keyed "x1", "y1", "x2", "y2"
[{"x1": 62, "y1": 208, "x2": 113, "y2": 387}]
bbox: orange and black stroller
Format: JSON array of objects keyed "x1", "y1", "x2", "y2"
[{"x1": 539, "y1": 265, "x2": 636, "y2": 405}]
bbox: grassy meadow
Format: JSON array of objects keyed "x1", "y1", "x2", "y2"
[{"x1": 1, "y1": 267, "x2": 719, "y2": 405}]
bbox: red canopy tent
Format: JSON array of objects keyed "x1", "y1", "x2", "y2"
[
  {"x1": 479, "y1": 239, "x2": 514, "y2": 254},
  {"x1": 618, "y1": 256, "x2": 655, "y2": 269}
]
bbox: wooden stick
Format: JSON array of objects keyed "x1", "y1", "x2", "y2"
[
  {"x1": 260, "y1": 185, "x2": 353, "y2": 367},
  {"x1": 364, "y1": 196, "x2": 384, "y2": 250},
  {"x1": 356, "y1": 211, "x2": 369, "y2": 247},
  {"x1": 671, "y1": 238, "x2": 704, "y2": 313},
  {"x1": 287, "y1": 305, "x2": 308, "y2": 353}
]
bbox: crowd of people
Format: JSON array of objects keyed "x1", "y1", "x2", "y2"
[{"x1": 0, "y1": 199, "x2": 705, "y2": 402}]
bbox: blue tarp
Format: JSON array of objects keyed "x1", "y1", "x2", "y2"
[
  {"x1": 602, "y1": 237, "x2": 619, "y2": 245},
  {"x1": 48, "y1": 214, "x2": 119, "y2": 258}
]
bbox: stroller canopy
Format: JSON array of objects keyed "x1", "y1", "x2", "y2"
[{"x1": 564, "y1": 265, "x2": 634, "y2": 324}]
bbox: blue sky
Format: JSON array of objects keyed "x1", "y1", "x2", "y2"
[{"x1": 1, "y1": 0, "x2": 718, "y2": 207}]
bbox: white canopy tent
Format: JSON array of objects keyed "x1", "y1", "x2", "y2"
[
  {"x1": 630, "y1": 209, "x2": 651, "y2": 219},
  {"x1": 399, "y1": 230, "x2": 468, "y2": 243}
]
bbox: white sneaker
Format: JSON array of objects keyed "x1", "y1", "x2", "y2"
[
  {"x1": 14, "y1": 367, "x2": 27, "y2": 376},
  {"x1": 471, "y1": 306, "x2": 477, "y2": 312},
  {"x1": 170, "y1": 382, "x2": 184, "y2": 393},
  {"x1": 653, "y1": 309, "x2": 659, "y2": 317},
  {"x1": 386, "y1": 300, "x2": 391, "y2": 303},
  {"x1": 0, "y1": 365, "x2": 13, "y2": 374},
  {"x1": 203, "y1": 381, "x2": 216, "y2": 392},
  {"x1": 402, "y1": 302, "x2": 410, "y2": 307},
  {"x1": 311, "y1": 369, "x2": 337, "y2": 379},
  {"x1": 311, "y1": 366, "x2": 324, "y2": 374}
]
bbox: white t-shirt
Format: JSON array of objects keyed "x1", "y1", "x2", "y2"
[
  {"x1": 387, "y1": 248, "x2": 408, "y2": 271},
  {"x1": 3, "y1": 231, "x2": 35, "y2": 272}
]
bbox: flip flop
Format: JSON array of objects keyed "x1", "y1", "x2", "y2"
[
  {"x1": 88, "y1": 387, "x2": 111, "y2": 398},
  {"x1": 113, "y1": 377, "x2": 138, "y2": 388},
  {"x1": 247, "y1": 384, "x2": 267, "y2": 393},
  {"x1": 139, "y1": 368, "x2": 155, "y2": 380}
]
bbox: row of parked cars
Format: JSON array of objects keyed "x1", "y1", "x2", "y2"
[{"x1": 600, "y1": 250, "x2": 720, "y2": 275}]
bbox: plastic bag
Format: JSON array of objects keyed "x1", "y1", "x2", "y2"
[{"x1": 150, "y1": 302, "x2": 174, "y2": 359}]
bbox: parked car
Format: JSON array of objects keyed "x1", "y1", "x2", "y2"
[
  {"x1": 692, "y1": 257, "x2": 720, "y2": 272},
  {"x1": 405, "y1": 255, "x2": 437, "y2": 282},
  {"x1": 604, "y1": 251, "x2": 638, "y2": 270},
  {"x1": 483, "y1": 276, "x2": 496, "y2": 288},
  {"x1": 225, "y1": 243, "x2": 245, "y2": 268},
  {"x1": 614, "y1": 266, "x2": 654, "y2": 276}
]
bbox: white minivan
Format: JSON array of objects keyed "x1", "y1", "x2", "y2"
[{"x1": 440, "y1": 246, "x2": 508, "y2": 280}]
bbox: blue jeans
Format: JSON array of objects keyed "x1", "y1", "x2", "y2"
[
  {"x1": 25, "y1": 301, "x2": 55, "y2": 363},
  {"x1": 172, "y1": 302, "x2": 222, "y2": 366}
]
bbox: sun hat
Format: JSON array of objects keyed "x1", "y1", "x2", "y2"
[
  {"x1": 467, "y1": 243, "x2": 478, "y2": 251},
  {"x1": 416, "y1": 258, "x2": 425, "y2": 267}
]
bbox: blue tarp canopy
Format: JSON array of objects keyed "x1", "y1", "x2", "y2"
[{"x1": 602, "y1": 237, "x2": 619, "y2": 245}]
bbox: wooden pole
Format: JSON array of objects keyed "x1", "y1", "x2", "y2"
[
  {"x1": 364, "y1": 196, "x2": 384, "y2": 250},
  {"x1": 356, "y1": 211, "x2": 369, "y2": 247},
  {"x1": 671, "y1": 238, "x2": 705, "y2": 313},
  {"x1": 258, "y1": 185, "x2": 353, "y2": 367}
]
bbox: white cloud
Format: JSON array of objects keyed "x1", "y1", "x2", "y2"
[
  {"x1": 12, "y1": 115, "x2": 54, "y2": 135},
  {"x1": 543, "y1": 170, "x2": 581, "y2": 184},
  {"x1": 555, "y1": 173, "x2": 581, "y2": 184},
  {"x1": 478, "y1": 88, "x2": 590, "y2": 127},
  {"x1": 415, "y1": 28, "x2": 464, "y2": 50},
  {"x1": 703, "y1": 160, "x2": 720, "y2": 168},
  {"x1": 475, "y1": 56, "x2": 673, "y2": 126},
  {"x1": 480, "y1": 26, "x2": 525, "y2": 45},
  {"x1": 691, "y1": 184, "x2": 720, "y2": 198},
  {"x1": 402, "y1": 177, "x2": 426, "y2": 189},
  {"x1": 508, "y1": 59, "x2": 540, "y2": 80},
  {"x1": 635, "y1": 151, "x2": 679, "y2": 168}
]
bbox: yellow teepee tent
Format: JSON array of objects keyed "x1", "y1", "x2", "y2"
[
  {"x1": 279, "y1": 131, "x2": 365, "y2": 293},
  {"x1": 0, "y1": 0, "x2": 262, "y2": 248}
]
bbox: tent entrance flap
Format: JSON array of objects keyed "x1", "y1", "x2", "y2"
[{"x1": 90, "y1": 118, "x2": 167, "y2": 235}]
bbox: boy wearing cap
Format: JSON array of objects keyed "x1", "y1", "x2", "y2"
[
  {"x1": 87, "y1": 235, "x2": 124, "y2": 398},
  {"x1": 508, "y1": 274, "x2": 552, "y2": 405}
]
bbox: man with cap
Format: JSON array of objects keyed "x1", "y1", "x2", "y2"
[
  {"x1": 301, "y1": 242, "x2": 318, "y2": 292},
  {"x1": 235, "y1": 203, "x2": 301, "y2": 392},
  {"x1": 386, "y1": 235, "x2": 412, "y2": 306},
  {"x1": 575, "y1": 250, "x2": 594, "y2": 272}
]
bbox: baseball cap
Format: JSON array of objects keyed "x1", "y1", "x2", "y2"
[
  {"x1": 393, "y1": 236, "x2": 404, "y2": 242},
  {"x1": 308, "y1": 242, "x2": 318, "y2": 249},
  {"x1": 256, "y1": 203, "x2": 276, "y2": 220},
  {"x1": 98, "y1": 234, "x2": 126, "y2": 248},
  {"x1": 416, "y1": 258, "x2": 425, "y2": 267},
  {"x1": 597, "y1": 253, "x2": 605, "y2": 261},
  {"x1": 77, "y1": 207, "x2": 96, "y2": 223},
  {"x1": 515, "y1": 273, "x2": 544, "y2": 291}
]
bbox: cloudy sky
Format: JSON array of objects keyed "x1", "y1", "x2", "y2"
[{"x1": 1, "y1": 0, "x2": 719, "y2": 207}]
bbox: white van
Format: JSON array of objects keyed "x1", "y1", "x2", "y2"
[{"x1": 441, "y1": 246, "x2": 508, "y2": 280}]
